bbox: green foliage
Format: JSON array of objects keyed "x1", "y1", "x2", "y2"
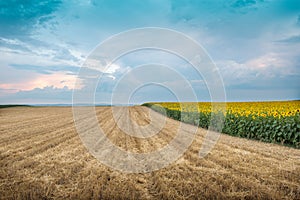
[{"x1": 222, "y1": 112, "x2": 300, "y2": 147}]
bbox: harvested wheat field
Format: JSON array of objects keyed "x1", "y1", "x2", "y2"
[{"x1": 0, "y1": 106, "x2": 299, "y2": 199}]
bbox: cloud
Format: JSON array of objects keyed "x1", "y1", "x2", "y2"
[
  {"x1": 9, "y1": 64, "x2": 79, "y2": 75},
  {"x1": 276, "y1": 35, "x2": 300, "y2": 43},
  {"x1": 227, "y1": 75, "x2": 300, "y2": 90},
  {"x1": 0, "y1": 0, "x2": 62, "y2": 37},
  {"x1": 219, "y1": 52, "x2": 299, "y2": 81},
  {"x1": 245, "y1": 53, "x2": 291, "y2": 73},
  {"x1": 105, "y1": 63, "x2": 120, "y2": 74},
  {"x1": 0, "y1": 86, "x2": 72, "y2": 104},
  {"x1": 1, "y1": 0, "x2": 300, "y2": 103},
  {"x1": 214, "y1": 53, "x2": 300, "y2": 101},
  {"x1": 0, "y1": 71, "x2": 78, "y2": 91},
  {"x1": 231, "y1": 0, "x2": 257, "y2": 9},
  {"x1": 0, "y1": 37, "x2": 85, "y2": 66}
]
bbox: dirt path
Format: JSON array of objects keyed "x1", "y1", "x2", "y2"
[{"x1": 0, "y1": 106, "x2": 299, "y2": 199}]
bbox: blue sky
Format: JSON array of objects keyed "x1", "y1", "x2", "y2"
[{"x1": 0, "y1": 0, "x2": 299, "y2": 104}]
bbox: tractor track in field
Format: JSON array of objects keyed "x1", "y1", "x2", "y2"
[{"x1": 0, "y1": 106, "x2": 299, "y2": 199}]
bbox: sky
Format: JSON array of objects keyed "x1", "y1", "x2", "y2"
[{"x1": 0, "y1": 0, "x2": 299, "y2": 104}]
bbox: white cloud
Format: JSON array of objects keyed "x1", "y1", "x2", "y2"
[
  {"x1": 105, "y1": 63, "x2": 120, "y2": 74},
  {"x1": 246, "y1": 53, "x2": 289, "y2": 70},
  {"x1": 0, "y1": 72, "x2": 80, "y2": 91},
  {"x1": 218, "y1": 52, "x2": 299, "y2": 84},
  {"x1": 0, "y1": 38, "x2": 24, "y2": 45}
]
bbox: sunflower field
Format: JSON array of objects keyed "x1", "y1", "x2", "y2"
[{"x1": 142, "y1": 101, "x2": 300, "y2": 148}]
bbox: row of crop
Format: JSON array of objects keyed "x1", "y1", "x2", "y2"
[{"x1": 142, "y1": 103, "x2": 300, "y2": 148}]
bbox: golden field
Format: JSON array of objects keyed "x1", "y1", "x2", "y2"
[{"x1": 0, "y1": 106, "x2": 299, "y2": 199}]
